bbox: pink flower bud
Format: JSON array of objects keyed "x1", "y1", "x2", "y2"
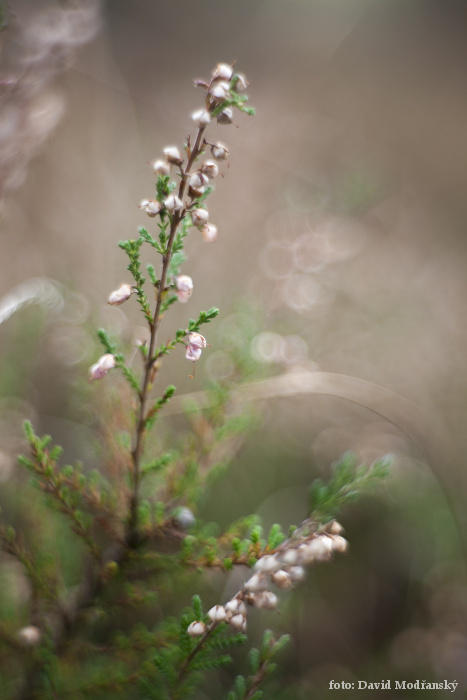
[
  {"x1": 217, "y1": 108, "x2": 233, "y2": 125},
  {"x1": 175, "y1": 274, "x2": 193, "y2": 303},
  {"x1": 89, "y1": 354, "x2": 116, "y2": 381},
  {"x1": 200, "y1": 160, "x2": 219, "y2": 179},
  {"x1": 187, "y1": 621, "x2": 206, "y2": 637},
  {"x1": 139, "y1": 198, "x2": 162, "y2": 217},
  {"x1": 191, "y1": 108, "x2": 211, "y2": 127},
  {"x1": 108, "y1": 283, "x2": 133, "y2": 306},
  {"x1": 150, "y1": 159, "x2": 171, "y2": 176},
  {"x1": 211, "y1": 142, "x2": 229, "y2": 160},
  {"x1": 189, "y1": 171, "x2": 209, "y2": 190},
  {"x1": 200, "y1": 223, "x2": 218, "y2": 242},
  {"x1": 163, "y1": 146, "x2": 182, "y2": 164},
  {"x1": 187, "y1": 332, "x2": 207, "y2": 349},
  {"x1": 191, "y1": 208, "x2": 209, "y2": 227},
  {"x1": 185, "y1": 345, "x2": 202, "y2": 362},
  {"x1": 164, "y1": 194, "x2": 184, "y2": 212},
  {"x1": 212, "y1": 63, "x2": 233, "y2": 81}
]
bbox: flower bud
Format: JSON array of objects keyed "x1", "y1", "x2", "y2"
[
  {"x1": 225, "y1": 598, "x2": 246, "y2": 617},
  {"x1": 211, "y1": 142, "x2": 229, "y2": 160},
  {"x1": 191, "y1": 108, "x2": 211, "y2": 127},
  {"x1": 175, "y1": 274, "x2": 193, "y2": 303},
  {"x1": 253, "y1": 554, "x2": 280, "y2": 573},
  {"x1": 108, "y1": 283, "x2": 133, "y2": 306},
  {"x1": 229, "y1": 613, "x2": 246, "y2": 631},
  {"x1": 288, "y1": 565, "x2": 306, "y2": 582},
  {"x1": 89, "y1": 354, "x2": 116, "y2": 381},
  {"x1": 150, "y1": 159, "x2": 171, "y2": 176},
  {"x1": 187, "y1": 332, "x2": 207, "y2": 349},
  {"x1": 210, "y1": 81, "x2": 230, "y2": 102},
  {"x1": 189, "y1": 171, "x2": 209, "y2": 190},
  {"x1": 298, "y1": 535, "x2": 333, "y2": 563},
  {"x1": 207, "y1": 605, "x2": 227, "y2": 622},
  {"x1": 164, "y1": 194, "x2": 184, "y2": 212},
  {"x1": 247, "y1": 591, "x2": 278, "y2": 609},
  {"x1": 327, "y1": 520, "x2": 344, "y2": 535},
  {"x1": 191, "y1": 208, "x2": 209, "y2": 227},
  {"x1": 174, "y1": 506, "x2": 196, "y2": 529},
  {"x1": 212, "y1": 63, "x2": 233, "y2": 81},
  {"x1": 271, "y1": 569, "x2": 292, "y2": 589},
  {"x1": 139, "y1": 198, "x2": 162, "y2": 217},
  {"x1": 200, "y1": 160, "x2": 219, "y2": 179},
  {"x1": 163, "y1": 145, "x2": 182, "y2": 165},
  {"x1": 217, "y1": 107, "x2": 233, "y2": 125},
  {"x1": 17, "y1": 625, "x2": 41, "y2": 646},
  {"x1": 244, "y1": 573, "x2": 268, "y2": 592},
  {"x1": 278, "y1": 548, "x2": 300, "y2": 567},
  {"x1": 200, "y1": 223, "x2": 218, "y2": 242},
  {"x1": 187, "y1": 621, "x2": 206, "y2": 637},
  {"x1": 331, "y1": 535, "x2": 349, "y2": 553},
  {"x1": 232, "y1": 73, "x2": 249, "y2": 92}
]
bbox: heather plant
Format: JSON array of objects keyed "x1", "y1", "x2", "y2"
[{"x1": 0, "y1": 62, "x2": 389, "y2": 700}]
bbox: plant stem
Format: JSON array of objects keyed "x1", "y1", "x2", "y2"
[{"x1": 127, "y1": 126, "x2": 206, "y2": 546}]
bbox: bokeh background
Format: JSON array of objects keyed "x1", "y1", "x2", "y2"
[{"x1": 1, "y1": 0, "x2": 467, "y2": 697}]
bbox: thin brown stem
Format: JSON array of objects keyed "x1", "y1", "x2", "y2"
[{"x1": 127, "y1": 126, "x2": 207, "y2": 546}]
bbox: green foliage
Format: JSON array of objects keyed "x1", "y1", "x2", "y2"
[
  {"x1": 309, "y1": 452, "x2": 391, "y2": 523},
  {"x1": 226, "y1": 630, "x2": 290, "y2": 700}
]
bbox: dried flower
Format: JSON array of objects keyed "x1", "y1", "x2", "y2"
[
  {"x1": 189, "y1": 171, "x2": 209, "y2": 190},
  {"x1": 89, "y1": 354, "x2": 116, "y2": 382},
  {"x1": 163, "y1": 145, "x2": 183, "y2": 165},
  {"x1": 210, "y1": 81, "x2": 230, "y2": 102},
  {"x1": 200, "y1": 160, "x2": 219, "y2": 179},
  {"x1": 212, "y1": 62, "x2": 233, "y2": 81},
  {"x1": 191, "y1": 208, "x2": 209, "y2": 227},
  {"x1": 217, "y1": 107, "x2": 234, "y2": 125},
  {"x1": 139, "y1": 198, "x2": 162, "y2": 217},
  {"x1": 200, "y1": 223, "x2": 218, "y2": 242},
  {"x1": 187, "y1": 621, "x2": 206, "y2": 637},
  {"x1": 191, "y1": 108, "x2": 211, "y2": 127},
  {"x1": 108, "y1": 283, "x2": 134, "y2": 306},
  {"x1": 164, "y1": 194, "x2": 184, "y2": 212},
  {"x1": 150, "y1": 159, "x2": 171, "y2": 176},
  {"x1": 211, "y1": 142, "x2": 229, "y2": 160}
]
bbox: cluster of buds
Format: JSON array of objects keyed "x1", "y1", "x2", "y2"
[{"x1": 187, "y1": 520, "x2": 347, "y2": 639}]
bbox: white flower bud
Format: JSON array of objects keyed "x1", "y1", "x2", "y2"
[
  {"x1": 189, "y1": 171, "x2": 209, "y2": 190},
  {"x1": 271, "y1": 569, "x2": 292, "y2": 589},
  {"x1": 174, "y1": 506, "x2": 196, "y2": 529},
  {"x1": 191, "y1": 208, "x2": 209, "y2": 227},
  {"x1": 185, "y1": 345, "x2": 202, "y2": 362},
  {"x1": 232, "y1": 73, "x2": 249, "y2": 92},
  {"x1": 212, "y1": 63, "x2": 233, "y2": 81},
  {"x1": 175, "y1": 275, "x2": 193, "y2": 303},
  {"x1": 191, "y1": 108, "x2": 211, "y2": 127},
  {"x1": 247, "y1": 591, "x2": 278, "y2": 609},
  {"x1": 188, "y1": 185, "x2": 205, "y2": 199},
  {"x1": 210, "y1": 81, "x2": 230, "y2": 101},
  {"x1": 139, "y1": 198, "x2": 162, "y2": 217},
  {"x1": 207, "y1": 605, "x2": 227, "y2": 622},
  {"x1": 327, "y1": 520, "x2": 344, "y2": 535},
  {"x1": 200, "y1": 160, "x2": 219, "y2": 179},
  {"x1": 225, "y1": 598, "x2": 246, "y2": 617},
  {"x1": 89, "y1": 354, "x2": 116, "y2": 382},
  {"x1": 331, "y1": 535, "x2": 348, "y2": 553},
  {"x1": 217, "y1": 107, "x2": 233, "y2": 125},
  {"x1": 253, "y1": 554, "x2": 280, "y2": 573},
  {"x1": 164, "y1": 194, "x2": 184, "y2": 212},
  {"x1": 17, "y1": 625, "x2": 41, "y2": 646},
  {"x1": 298, "y1": 536, "x2": 333, "y2": 563},
  {"x1": 150, "y1": 159, "x2": 171, "y2": 176},
  {"x1": 108, "y1": 283, "x2": 133, "y2": 306},
  {"x1": 163, "y1": 146, "x2": 183, "y2": 164},
  {"x1": 200, "y1": 223, "x2": 218, "y2": 242},
  {"x1": 244, "y1": 573, "x2": 268, "y2": 592},
  {"x1": 211, "y1": 142, "x2": 229, "y2": 160},
  {"x1": 278, "y1": 548, "x2": 300, "y2": 567},
  {"x1": 288, "y1": 565, "x2": 306, "y2": 582},
  {"x1": 187, "y1": 621, "x2": 206, "y2": 637},
  {"x1": 229, "y1": 613, "x2": 246, "y2": 631}
]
